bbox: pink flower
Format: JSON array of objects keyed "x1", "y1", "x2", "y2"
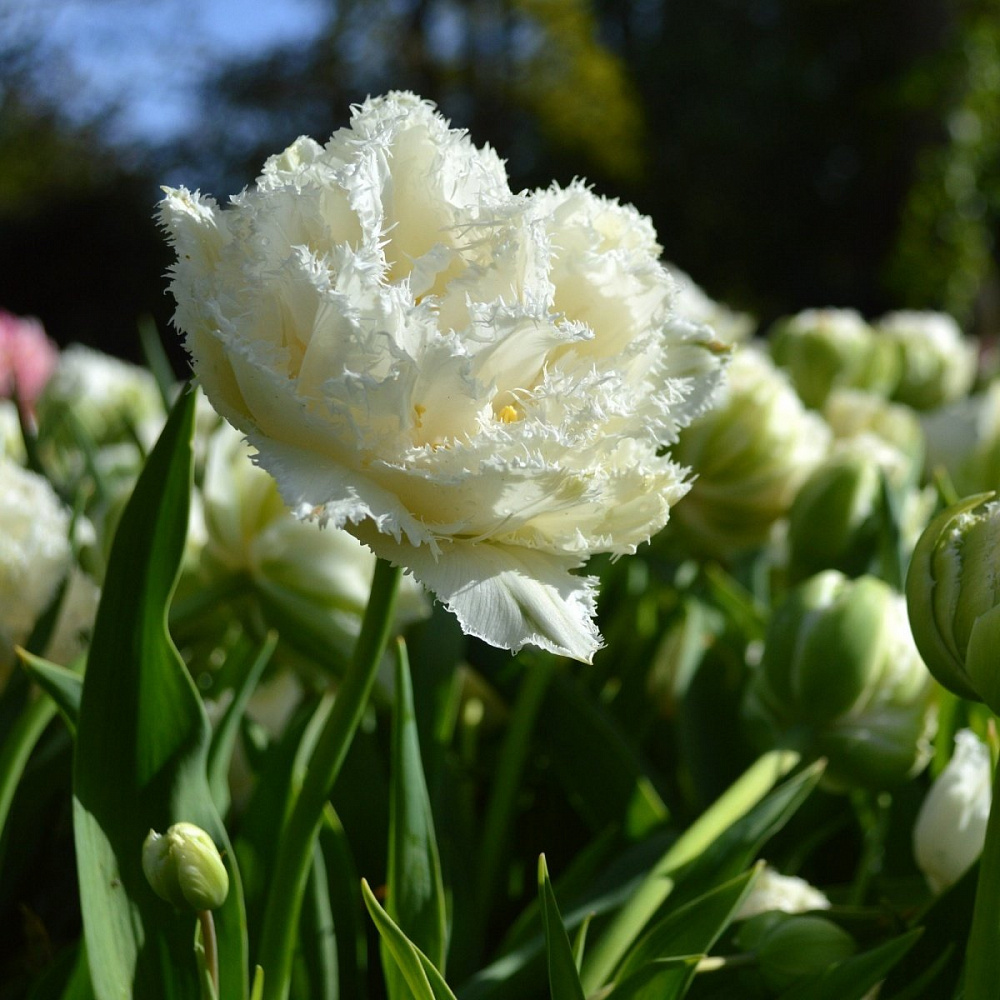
[{"x1": 0, "y1": 310, "x2": 58, "y2": 411}]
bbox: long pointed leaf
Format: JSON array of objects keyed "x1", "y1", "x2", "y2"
[
  {"x1": 362, "y1": 879, "x2": 457, "y2": 1000},
  {"x1": 538, "y1": 855, "x2": 586, "y2": 1000},
  {"x1": 72, "y1": 389, "x2": 247, "y2": 1000},
  {"x1": 386, "y1": 637, "x2": 447, "y2": 999}
]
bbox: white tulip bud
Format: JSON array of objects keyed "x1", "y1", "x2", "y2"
[{"x1": 914, "y1": 729, "x2": 992, "y2": 893}]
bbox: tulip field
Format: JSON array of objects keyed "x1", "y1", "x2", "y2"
[{"x1": 2, "y1": 93, "x2": 1000, "y2": 1000}]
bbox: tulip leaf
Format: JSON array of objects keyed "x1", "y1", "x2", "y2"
[
  {"x1": 206, "y1": 631, "x2": 278, "y2": 816},
  {"x1": 579, "y1": 750, "x2": 806, "y2": 992},
  {"x1": 299, "y1": 840, "x2": 337, "y2": 1000},
  {"x1": 601, "y1": 957, "x2": 702, "y2": 1000},
  {"x1": 538, "y1": 855, "x2": 587, "y2": 1000},
  {"x1": 361, "y1": 879, "x2": 457, "y2": 1000},
  {"x1": 385, "y1": 638, "x2": 448, "y2": 998},
  {"x1": 776, "y1": 928, "x2": 921, "y2": 1000},
  {"x1": 71, "y1": 388, "x2": 247, "y2": 1000},
  {"x1": 318, "y1": 804, "x2": 367, "y2": 1000},
  {"x1": 538, "y1": 671, "x2": 669, "y2": 839},
  {"x1": 0, "y1": 686, "x2": 57, "y2": 840},
  {"x1": 17, "y1": 650, "x2": 82, "y2": 732},
  {"x1": 614, "y1": 867, "x2": 759, "y2": 983}
]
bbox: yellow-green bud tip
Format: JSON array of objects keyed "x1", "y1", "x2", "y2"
[{"x1": 142, "y1": 822, "x2": 229, "y2": 912}]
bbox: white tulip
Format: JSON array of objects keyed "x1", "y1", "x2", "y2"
[
  {"x1": 914, "y1": 729, "x2": 992, "y2": 892},
  {"x1": 160, "y1": 92, "x2": 726, "y2": 661}
]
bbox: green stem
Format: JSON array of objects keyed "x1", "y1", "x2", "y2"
[
  {"x1": 258, "y1": 558, "x2": 402, "y2": 1000},
  {"x1": 198, "y1": 910, "x2": 219, "y2": 999},
  {"x1": 964, "y1": 753, "x2": 1000, "y2": 999}
]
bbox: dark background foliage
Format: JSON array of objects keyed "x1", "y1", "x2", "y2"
[{"x1": 1, "y1": 0, "x2": 998, "y2": 367}]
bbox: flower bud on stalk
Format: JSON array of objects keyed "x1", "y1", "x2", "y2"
[
  {"x1": 744, "y1": 571, "x2": 935, "y2": 789},
  {"x1": 142, "y1": 822, "x2": 229, "y2": 912},
  {"x1": 905, "y1": 492, "x2": 1000, "y2": 711}
]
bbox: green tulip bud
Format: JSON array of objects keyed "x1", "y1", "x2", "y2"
[
  {"x1": 142, "y1": 822, "x2": 229, "y2": 911},
  {"x1": 745, "y1": 571, "x2": 935, "y2": 788},
  {"x1": 670, "y1": 347, "x2": 830, "y2": 559},
  {"x1": 786, "y1": 440, "x2": 901, "y2": 579},
  {"x1": 749, "y1": 914, "x2": 857, "y2": 992},
  {"x1": 769, "y1": 309, "x2": 898, "y2": 409},
  {"x1": 875, "y1": 310, "x2": 977, "y2": 411},
  {"x1": 905, "y1": 492, "x2": 1000, "y2": 710},
  {"x1": 824, "y1": 389, "x2": 925, "y2": 485}
]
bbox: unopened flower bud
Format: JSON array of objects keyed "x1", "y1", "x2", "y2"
[
  {"x1": 669, "y1": 347, "x2": 830, "y2": 559},
  {"x1": 875, "y1": 310, "x2": 977, "y2": 411},
  {"x1": 905, "y1": 492, "x2": 1000, "y2": 709},
  {"x1": 787, "y1": 438, "x2": 906, "y2": 579},
  {"x1": 914, "y1": 729, "x2": 992, "y2": 893},
  {"x1": 142, "y1": 822, "x2": 229, "y2": 911},
  {"x1": 769, "y1": 308, "x2": 898, "y2": 409},
  {"x1": 749, "y1": 914, "x2": 856, "y2": 992},
  {"x1": 745, "y1": 571, "x2": 935, "y2": 788}
]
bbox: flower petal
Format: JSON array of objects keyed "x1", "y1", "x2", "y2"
[{"x1": 353, "y1": 522, "x2": 602, "y2": 663}]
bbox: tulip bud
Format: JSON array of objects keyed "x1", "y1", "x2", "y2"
[
  {"x1": 745, "y1": 571, "x2": 935, "y2": 788},
  {"x1": 749, "y1": 914, "x2": 857, "y2": 992},
  {"x1": 913, "y1": 729, "x2": 992, "y2": 893},
  {"x1": 786, "y1": 437, "x2": 909, "y2": 579},
  {"x1": 769, "y1": 308, "x2": 899, "y2": 409},
  {"x1": 824, "y1": 389, "x2": 925, "y2": 485},
  {"x1": 735, "y1": 866, "x2": 831, "y2": 921},
  {"x1": 142, "y1": 823, "x2": 229, "y2": 911},
  {"x1": 669, "y1": 347, "x2": 830, "y2": 559},
  {"x1": 875, "y1": 311, "x2": 977, "y2": 411},
  {"x1": 905, "y1": 492, "x2": 1000, "y2": 709}
]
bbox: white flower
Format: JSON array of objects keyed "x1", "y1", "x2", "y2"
[
  {"x1": 914, "y1": 728, "x2": 992, "y2": 893},
  {"x1": 160, "y1": 92, "x2": 725, "y2": 661},
  {"x1": 0, "y1": 457, "x2": 71, "y2": 670},
  {"x1": 735, "y1": 866, "x2": 831, "y2": 920}
]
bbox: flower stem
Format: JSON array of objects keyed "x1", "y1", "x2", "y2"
[
  {"x1": 198, "y1": 910, "x2": 219, "y2": 998},
  {"x1": 257, "y1": 557, "x2": 402, "y2": 1000},
  {"x1": 964, "y1": 749, "x2": 1000, "y2": 1000}
]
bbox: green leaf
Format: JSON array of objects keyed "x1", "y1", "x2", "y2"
[
  {"x1": 318, "y1": 805, "x2": 367, "y2": 1000},
  {"x1": 602, "y1": 957, "x2": 702, "y2": 1000},
  {"x1": 386, "y1": 638, "x2": 448, "y2": 998},
  {"x1": 206, "y1": 631, "x2": 278, "y2": 816},
  {"x1": 880, "y1": 861, "x2": 977, "y2": 998},
  {"x1": 18, "y1": 650, "x2": 83, "y2": 732},
  {"x1": 538, "y1": 671, "x2": 669, "y2": 840},
  {"x1": 777, "y1": 928, "x2": 922, "y2": 1000},
  {"x1": 298, "y1": 839, "x2": 338, "y2": 1000},
  {"x1": 538, "y1": 855, "x2": 586, "y2": 1000},
  {"x1": 0, "y1": 685, "x2": 56, "y2": 840},
  {"x1": 579, "y1": 750, "x2": 804, "y2": 992},
  {"x1": 71, "y1": 388, "x2": 247, "y2": 1000},
  {"x1": 362, "y1": 879, "x2": 458, "y2": 1000},
  {"x1": 615, "y1": 868, "x2": 759, "y2": 983}
]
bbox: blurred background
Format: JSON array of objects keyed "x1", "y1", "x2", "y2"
[{"x1": 1, "y1": 0, "x2": 999, "y2": 368}]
